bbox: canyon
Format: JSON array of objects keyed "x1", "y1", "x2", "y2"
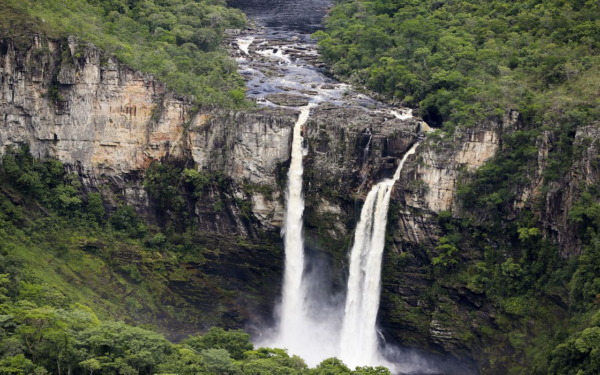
[{"x1": 2, "y1": 1, "x2": 600, "y2": 374}]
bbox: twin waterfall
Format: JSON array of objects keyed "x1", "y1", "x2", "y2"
[
  {"x1": 276, "y1": 105, "x2": 315, "y2": 356},
  {"x1": 339, "y1": 144, "x2": 419, "y2": 368},
  {"x1": 273, "y1": 105, "x2": 419, "y2": 369}
]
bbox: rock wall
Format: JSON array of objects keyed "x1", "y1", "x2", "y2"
[
  {"x1": 6, "y1": 33, "x2": 599, "y2": 373},
  {"x1": 0, "y1": 34, "x2": 421, "y2": 340},
  {"x1": 0, "y1": 36, "x2": 189, "y2": 176},
  {"x1": 377, "y1": 105, "x2": 600, "y2": 372}
]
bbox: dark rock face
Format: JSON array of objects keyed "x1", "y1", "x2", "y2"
[{"x1": 5, "y1": 30, "x2": 600, "y2": 374}]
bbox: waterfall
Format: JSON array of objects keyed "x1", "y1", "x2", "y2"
[
  {"x1": 339, "y1": 142, "x2": 419, "y2": 368},
  {"x1": 279, "y1": 105, "x2": 312, "y2": 337},
  {"x1": 271, "y1": 104, "x2": 336, "y2": 364},
  {"x1": 363, "y1": 129, "x2": 372, "y2": 163}
]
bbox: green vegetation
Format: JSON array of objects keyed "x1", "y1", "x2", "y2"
[
  {"x1": 1, "y1": 0, "x2": 249, "y2": 107},
  {"x1": 389, "y1": 188, "x2": 600, "y2": 374},
  {"x1": 0, "y1": 146, "x2": 393, "y2": 374},
  {"x1": 316, "y1": 0, "x2": 600, "y2": 216},
  {"x1": 0, "y1": 144, "x2": 267, "y2": 347},
  {"x1": 314, "y1": 0, "x2": 600, "y2": 129},
  {"x1": 0, "y1": 288, "x2": 388, "y2": 375},
  {"x1": 316, "y1": 3, "x2": 600, "y2": 371}
]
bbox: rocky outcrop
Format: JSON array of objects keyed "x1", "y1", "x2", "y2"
[
  {"x1": 375, "y1": 107, "x2": 600, "y2": 372},
  {"x1": 0, "y1": 36, "x2": 190, "y2": 176},
  {"x1": 8, "y1": 32, "x2": 600, "y2": 374},
  {"x1": 0, "y1": 34, "x2": 422, "y2": 338}
]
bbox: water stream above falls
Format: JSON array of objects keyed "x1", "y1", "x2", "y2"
[
  {"x1": 225, "y1": 1, "x2": 435, "y2": 373},
  {"x1": 227, "y1": 0, "x2": 399, "y2": 111}
]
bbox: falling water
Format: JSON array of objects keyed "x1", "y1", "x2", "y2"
[
  {"x1": 339, "y1": 142, "x2": 419, "y2": 368},
  {"x1": 363, "y1": 129, "x2": 373, "y2": 163},
  {"x1": 269, "y1": 104, "x2": 336, "y2": 364},
  {"x1": 279, "y1": 105, "x2": 312, "y2": 335}
]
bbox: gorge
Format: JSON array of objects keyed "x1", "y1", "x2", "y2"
[
  {"x1": 223, "y1": 3, "x2": 443, "y2": 370},
  {"x1": 1, "y1": 0, "x2": 600, "y2": 374}
]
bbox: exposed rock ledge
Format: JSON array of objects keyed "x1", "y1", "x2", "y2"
[{"x1": 0, "y1": 35, "x2": 419, "y2": 230}]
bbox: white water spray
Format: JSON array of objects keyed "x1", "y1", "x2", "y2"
[
  {"x1": 279, "y1": 105, "x2": 312, "y2": 336},
  {"x1": 256, "y1": 47, "x2": 292, "y2": 64},
  {"x1": 237, "y1": 37, "x2": 254, "y2": 55},
  {"x1": 391, "y1": 108, "x2": 413, "y2": 120},
  {"x1": 339, "y1": 142, "x2": 419, "y2": 368},
  {"x1": 264, "y1": 103, "x2": 341, "y2": 366}
]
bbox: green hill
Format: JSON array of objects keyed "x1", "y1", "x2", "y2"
[{"x1": 1, "y1": 0, "x2": 248, "y2": 107}]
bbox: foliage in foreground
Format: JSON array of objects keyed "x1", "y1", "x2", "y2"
[{"x1": 0, "y1": 149, "x2": 392, "y2": 374}]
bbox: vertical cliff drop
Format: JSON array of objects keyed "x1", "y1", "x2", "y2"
[
  {"x1": 272, "y1": 104, "x2": 323, "y2": 360},
  {"x1": 229, "y1": 12, "x2": 429, "y2": 368},
  {"x1": 339, "y1": 143, "x2": 419, "y2": 368}
]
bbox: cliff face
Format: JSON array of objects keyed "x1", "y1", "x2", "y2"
[
  {"x1": 0, "y1": 34, "x2": 419, "y2": 338},
  {"x1": 3, "y1": 34, "x2": 599, "y2": 372},
  {"x1": 376, "y1": 114, "x2": 517, "y2": 369},
  {"x1": 1, "y1": 36, "x2": 188, "y2": 175},
  {"x1": 378, "y1": 107, "x2": 600, "y2": 371}
]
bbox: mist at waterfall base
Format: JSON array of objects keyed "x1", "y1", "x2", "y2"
[
  {"x1": 254, "y1": 115, "x2": 441, "y2": 373},
  {"x1": 254, "y1": 105, "x2": 342, "y2": 366}
]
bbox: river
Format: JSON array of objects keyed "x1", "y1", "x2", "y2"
[{"x1": 224, "y1": 1, "x2": 470, "y2": 374}]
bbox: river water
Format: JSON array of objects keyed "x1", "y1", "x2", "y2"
[
  {"x1": 225, "y1": 1, "x2": 470, "y2": 374},
  {"x1": 227, "y1": 0, "x2": 332, "y2": 33}
]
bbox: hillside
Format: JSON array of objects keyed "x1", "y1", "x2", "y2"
[
  {"x1": 1, "y1": 0, "x2": 248, "y2": 107},
  {"x1": 314, "y1": 1, "x2": 600, "y2": 374},
  {"x1": 2, "y1": 0, "x2": 600, "y2": 374}
]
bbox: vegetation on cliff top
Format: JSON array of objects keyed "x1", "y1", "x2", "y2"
[
  {"x1": 0, "y1": 0, "x2": 248, "y2": 107},
  {"x1": 313, "y1": 0, "x2": 600, "y2": 373},
  {"x1": 314, "y1": 0, "x2": 600, "y2": 129}
]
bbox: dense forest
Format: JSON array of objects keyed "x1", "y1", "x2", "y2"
[
  {"x1": 315, "y1": 0, "x2": 600, "y2": 374},
  {"x1": 314, "y1": 0, "x2": 600, "y2": 129},
  {"x1": 1, "y1": 0, "x2": 248, "y2": 107},
  {"x1": 0, "y1": 147, "x2": 395, "y2": 374},
  {"x1": 2, "y1": 0, "x2": 600, "y2": 373}
]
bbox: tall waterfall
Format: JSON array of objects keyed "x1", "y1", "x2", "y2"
[
  {"x1": 274, "y1": 104, "x2": 322, "y2": 360},
  {"x1": 339, "y1": 142, "x2": 419, "y2": 368}
]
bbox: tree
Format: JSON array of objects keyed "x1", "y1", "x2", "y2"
[
  {"x1": 185, "y1": 327, "x2": 253, "y2": 360},
  {"x1": 201, "y1": 348, "x2": 241, "y2": 375},
  {"x1": 354, "y1": 367, "x2": 391, "y2": 375},
  {"x1": 243, "y1": 358, "x2": 298, "y2": 375},
  {"x1": 155, "y1": 347, "x2": 204, "y2": 375},
  {"x1": 311, "y1": 358, "x2": 352, "y2": 374},
  {"x1": 77, "y1": 321, "x2": 173, "y2": 374},
  {"x1": 86, "y1": 193, "x2": 105, "y2": 223},
  {"x1": 0, "y1": 354, "x2": 40, "y2": 375},
  {"x1": 79, "y1": 359, "x2": 101, "y2": 375},
  {"x1": 14, "y1": 307, "x2": 58, "y2": 363},
  {"x1": 243, "y1": 347, "x2": 307, "y2": 374}
]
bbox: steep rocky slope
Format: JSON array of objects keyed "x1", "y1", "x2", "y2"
[
  {"x1": 3, "y1": 29, "x2": 599, "y2": 373},
  {"x1": 0, "y1": 34, "x2": 420, "y2": 338}
]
